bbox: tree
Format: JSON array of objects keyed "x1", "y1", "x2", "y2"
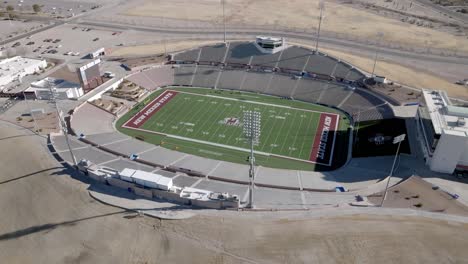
[
  {"x1": 6, "y1": 5, "x2": 14, "y2": 12},
  {"x1": 32, "y1": 4, "x2": 41, "y2": 13}
]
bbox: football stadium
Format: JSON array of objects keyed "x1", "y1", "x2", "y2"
[{"x1": 117, "y1": 87, "x2": 348, "y2": 170}]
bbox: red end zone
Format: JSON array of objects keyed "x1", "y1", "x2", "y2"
[
  {"x1": 309, "y1": 113, "x2": 339, "y2": 166},
  {"x1": 123, "y1": 90, "x2": 178, "y2": 129}
]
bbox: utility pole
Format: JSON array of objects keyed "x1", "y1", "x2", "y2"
[
  {"x1": 371, "y1": 32, "x2": 384, "y2": 78},
  {"x1": 381, "y1": 134, "x2": 406, "y2": 207},
  {"x1": 315, "y1": 0, "x2": 325, "y2": 53},
  {"x1": 243, "y1": 110, "x2": 261, "y2": 209},
  {"x1": 222, "y1": 0, "x2": 226, "y2": 43}
]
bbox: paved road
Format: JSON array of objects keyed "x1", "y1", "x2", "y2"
[
  {"x1": 415, "y1": 0, "x2": 468, "y2": 24},
  {"x1": 78, "y1": 20, "x2": 468, "y2": 65}
]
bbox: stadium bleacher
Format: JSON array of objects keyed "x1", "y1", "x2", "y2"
[
  {"x1": 217, "y1": 69, "x2": 246, "y2": 90},
  {"x1": 277, "y1": 46, "x2": 311, "y2": 71},
  {"x1": 305, "y1": 54, "x2": 337, "y2": 76},
  {"x1": 173, "y1": 48, "x2": 201, "y2": 62},
  {"x1": 199, "y1": 43, "x2": 228, "y2": 63},
  {"x1": 317, "y1": 84, "x2": 352, "y2": 107},
  {"x1": 265, "y1": 74, "x2": 298, "y2": 97},
  {"x1": 167, "y1": 41, "x2": 390, "y2": 121},
  {"x1": 225, "y1": 42, "x2": 261, "y2": 65},
  {"x1": 191, "y1": 66, "x2": 220, "y2": 88},
  {"x1": 241, "y1": 71, "x2": 274, "y2": 93},
  {"x1": 174, "y1": 65, "x2": 196, "y2": 86},
  {"x1": 292, "y1": 79, "x2": 328, "y2": 103}
]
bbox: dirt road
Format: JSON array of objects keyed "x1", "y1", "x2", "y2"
[{"x1": 0, "y1": 122, "x2": 467, "y2": 263}]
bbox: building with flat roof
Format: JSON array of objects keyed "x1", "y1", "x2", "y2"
[
  {"x1": 0, "y1": 56, "x2": 47, "y2": 89},
  {"x1": 24, "y1": 77, "x2": 83, "y2": 100},
  {"x1": 417, "y1": 89, "x2": 468, "y2": 173}
]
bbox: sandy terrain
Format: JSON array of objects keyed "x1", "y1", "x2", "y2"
[
  {"x1": 110, "y1": 40, "x2": 221, "y2": 57},
  {"x1": 1, "y1": 121, "x2": 468, "y2": 263},
  {"x1": 368, "y1": 176, "x2": 468, "y2": 216},
  {"x1": 122, "y1": 0, "x2": 468, "y2": 53},
  {"x1": 318, "y1": 47, "x2": 468, "y2": 99}
]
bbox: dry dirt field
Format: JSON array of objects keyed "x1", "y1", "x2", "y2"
[
  {"x1": 1, "y1": 122, "x2": 468, "y2": 263},
  {"x1": 122, "y1": 0, "x2": 468, "y2": 53},
  {"x1": 318, "y1": 46, "x2": 468, "y2": 99}
]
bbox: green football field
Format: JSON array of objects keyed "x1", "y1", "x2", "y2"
[{"x1": 117, "y1": 87, "x2": 349, "y2": 170}]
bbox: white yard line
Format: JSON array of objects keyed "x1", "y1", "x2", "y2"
[
  {"x1": 288, "y1": 109, "x2": 305, "y2": 156},
  {"x1": 277, "y1": 110, "x2": 298, "y2": 154},
  {"x1": 173, "y1": 89, "x2": 336, "y2": 115},
  {"x1": 297, "y1": 111, "x2": 317, "y2": 159}
]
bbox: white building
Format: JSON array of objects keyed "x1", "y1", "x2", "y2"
[
  {"x1": 119, "y1": 168, "x2": 174, "y2": 191},
  {"x1": 25, "y1": 77, "x2": 83, "y2": 100},
  {"x1": 254, "y1": 36, "x2": 287, "y2": 54},
  {"x1": 0, "y1": 56, "x2": 47, "y2": 89},
  {"x1": 417, "y1": 89, "x2": 468, "y2": 173}
]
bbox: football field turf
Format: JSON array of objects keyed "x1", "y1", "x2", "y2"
[{"x1": 121, "y1": 88, "x2": 341, "y2": 166}]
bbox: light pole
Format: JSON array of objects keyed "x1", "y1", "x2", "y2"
[
  {"x1": 371, "y1": 32, "x2": 384, "y2": 78},
  {"x1": 243, "y1": 110, "x2": 261, "y2": 209},
  {"x1": 380, "y1": 134, "x2": 406, "y2": 207},
  {"x1": 222, "y1": 0, "x2": 226, "y2": 43},
  {"x1": 48, "y1": 80, "x2": 78, "y2": 168},
  {"x1": 315, "y1": 0, "x2": 325, "y2": 53}
]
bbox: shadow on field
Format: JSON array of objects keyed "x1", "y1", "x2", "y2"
[
  {"x1": 0, "y1": 167, "x2": 63, "y2": 185},
  {"x1": 0, "y1": 210, "x2": 128, "y2": 241}
]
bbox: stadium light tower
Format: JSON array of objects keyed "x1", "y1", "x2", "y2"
[
  {"x1": 48, "y1": 80, "x2": 78, "y2": 168},
  {"x1": 380, "y1": 134, "x2": 406, "y2": 207},
  {"x1": 243, "y1": 110, "x2": 261, "y2": 209},
  {"x1": 315, "y1": 0, "x2": 325, "y2": 53},
  {"x1": 371, "y1": 32, "x2": 385, "y2": 78},
  {"x1": 222, "y1": 0, "x2": 227, "y2": 43}
]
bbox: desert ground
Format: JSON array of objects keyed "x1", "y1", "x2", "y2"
[
  {"x1": 1, "y1": 121, "x2": 468, "y2": 263},
  {"x1": 120, "y1": 0, "x2": 468, "y2": 53}
]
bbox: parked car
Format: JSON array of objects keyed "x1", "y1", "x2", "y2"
[
  {"x1": 93, "y1": 38, "x2": 99, "y2": 41},
  {"x1": 26, "y1": 41, "x2": 34, "y2": 45},
  {"x1": 12, "y1": 42, "x2": 20, "y2": 47}
]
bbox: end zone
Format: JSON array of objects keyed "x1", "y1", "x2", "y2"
[
  {"x1": 309, "y1": 113, "x2": 339, "y2": 166},
  {"x1": 123, "y1": 90, "x2": 178, "y2": 129}
]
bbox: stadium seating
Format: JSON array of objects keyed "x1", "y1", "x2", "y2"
[
  {"x1": 265, "y1": 74, "x2": 299, "y2": 97},
  {"x1": 225, "y1": 42, "x2": 261, "y2": 65},
  {"x1": 277, "y1": 46, "x2": 311, "y2": 71},
  {"x1": 292, "y1": 78, "x2": 328, "y2": 103},
  {"x1": 174, "y1": 65, "x2": 196, "y2": 86},
  {"x1": 199, "y1": 44, "x2": 228, "y2": 63},
  {"x1": 191, "y1": 66, "x2": 220, "y2": 88},
  {"x1": 217, "y1": 69, "x2": 246, "y2": 90},
  {"x1": 167, "y1": 42, "x2": 391, "y2": 121},
  {"x1": 173, "y1": 48, "x2": 201, "y2": 62},
  {"x1": 241, "y1": 71, "x2": 274, "y2": 93}
]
